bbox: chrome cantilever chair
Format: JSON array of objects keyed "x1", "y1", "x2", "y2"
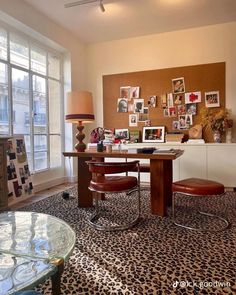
[
  {"x1": 86, "y1": 160, "x2": 141, "y2": 231},
  {"x1": 172, "y1": 178, "x2": 229, "y2": 231}
]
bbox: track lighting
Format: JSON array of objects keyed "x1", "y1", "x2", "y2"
[{"x1": 64, "y1": 0, "x2": 106, "y2": 12}]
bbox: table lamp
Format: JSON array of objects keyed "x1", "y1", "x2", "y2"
[{"x1": 65, "y1": 91, "x2": 95, "y2": 152}]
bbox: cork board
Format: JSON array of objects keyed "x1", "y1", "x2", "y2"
[{"x1": 103, "y1": 62, "x2": 225, "y2": 142}]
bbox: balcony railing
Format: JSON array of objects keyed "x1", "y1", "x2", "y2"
[{"x1": 25, "y1": 112, "x2": 46, "y2": 125}]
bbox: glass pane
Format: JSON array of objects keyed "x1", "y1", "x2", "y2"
[
  {"x1": 12, "y1": 68, "x2": 30, "y2": 135},
  {"x1": 33, "y1": 75, "x2": 47, "y2": 134},
  {"x1": 31, "y1": 45, "x2": 46, "y2": 75},
  {"x1": 0, "y1": 62, "x2": 9, "y2": 134},
  {"x1": 48, "y1": 53, "x2": 60, "y2": 79},
  {"x1": 10, "y1": 33, "x2": 29, "y2": 69},
  {"x1": 34, "y1": 135, "x2": 47, "y2": 171},
  {"x1": 49, "y1": 79, "x2": 61, "y2": 133},
  {"x1": 0, "y1": 28, "x2": 7, "y2": 60},
  {"x1": 50, "y1": 135, "x2": 61, "y2": 168},
  {"x1": 24, "y1": 135, "x2": 33, "y2": 172}
]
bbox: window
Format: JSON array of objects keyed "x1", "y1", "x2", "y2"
[{"x1": 0, "y1": 26, "x2": 63, "y2": 173}]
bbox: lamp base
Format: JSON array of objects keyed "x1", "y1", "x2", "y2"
[{"x1": 75, "y1": 123, "x2": 86, "y2": 152}]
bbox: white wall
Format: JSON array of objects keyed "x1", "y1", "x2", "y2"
[
  {"x1": 0, "y1": 0, "x2": 86, "y2": 190},
  {"x1": 85, "y1": 22, "x2": 236, "y2": 142}
]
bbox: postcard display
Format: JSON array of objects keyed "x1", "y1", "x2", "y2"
[
  {"x1": 7, "y1": 136, "x2": 33, "y2": 204},
  {"x1": 103, "y1": 62, "x2": 225, "y2": 142}
]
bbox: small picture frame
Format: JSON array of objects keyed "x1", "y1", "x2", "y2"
[
  {"x1": 142, "y1": 126, "x2": 165, "y2": 143},
  {"x1": 168, "y1": 107, "x2": 177, "y2": 117},
  {"x1": 172, "y1": 121, "x2": 180, "y2": 130},
  {"x1": 114, "y1": 129, "x2": 129, "y2": 140},
  {"x1": 174, "y1": 94, "x2": 183, "y2": 105},
  {"x1": 129, "y1": 114, "x2": 138, "y2": 127},
  {"x1": 117, "y1": 98, "x2": 128, "y2": 113},
  {"x1": 185, "y1": 91, "x2": 201, "y2": 104},
  {"x1": 172, "y1": 77, "x2": 185, "y2": 94},
  {"x1": 205, "y1": 91, "x2": 220, "y2": 108}
]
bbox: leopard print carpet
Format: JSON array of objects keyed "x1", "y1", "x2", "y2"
[{"x1": 20, "y1": 187, "x2": 236, "y2": 295}]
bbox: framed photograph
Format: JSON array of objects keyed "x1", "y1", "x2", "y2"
[
  {"x1": 117, "y1": 98, "x2": 128, "y2": 112},
  {"x1": 205, "y1": 91, "x2": 220, "y2": 108},
  {"x1": 167, "y1": 93, "x2": 174, "y2": 107},
  {"x1": 163, "y1": 108, "x2": 169, "y2": 117},
  {"x1": 177, "y1": 104, "x2": 186, "y2": 115},
  {"x1": 161, "y1": 94, "x2": 167, "y2": 108},
  {"x1": 172, "y1": 77, "x2": 185, "y2": 94},
  {"x1": 134, "y1": 98, "x2": 144, "y2": 113},
  {"x1": 115, "y1": 129, "x2": 129, "y2": 140},
  {"x1": 142, "y1": 126, "x2": 165, "y2": 143},
  {"x1": 120, "y1": 86, "x2": 131, "y2": 99},
  {"x1": 130, "y1": 87, "x2": 140, "y2": 99},
  {"x1": 148, "y1": 96, "x2": 157, "y2": 107},
  {"x1": 168, "y1": 107, "x2": 177, "y2": 117},
  {"x1": 185, "y1": 91, "x2": 201, "y2": 104},
  {"x1": 129, "y1": 114, "x2": 138, "y2": 127},
  {"x1": 179, "y1": 115, "x2": 187, "y2": 129}
]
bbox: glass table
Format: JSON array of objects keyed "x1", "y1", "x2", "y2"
[{"x1": 0, "y1": 211, "x2": 76, "y2": 295}]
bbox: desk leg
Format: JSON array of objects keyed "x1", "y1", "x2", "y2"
[
  {"x1": 77, "y1": 157, "x2": 93, "y2": 207},
  {"x1": 150, "y1": 159, "x2": 173, "y2": 216}
]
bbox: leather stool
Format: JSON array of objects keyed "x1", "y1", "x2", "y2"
[{"x1": 172, "y1": 178, "x2": 229, "y2": 231}]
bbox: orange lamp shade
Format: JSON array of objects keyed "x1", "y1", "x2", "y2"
[{"x1": 65, "y1": 91, "x2": 95, "y2": 123}]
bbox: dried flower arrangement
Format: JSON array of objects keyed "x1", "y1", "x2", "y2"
[{"x1": 200, "y1": 108, "x2": 233, "y2": 133}]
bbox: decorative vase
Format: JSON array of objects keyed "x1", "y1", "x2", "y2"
[
  {"x1": 226, "y1": 128, "x2": 232, "y2": 143},
  {"x1": 213, "y1": 130, "x2": 222, "y2": 143}
]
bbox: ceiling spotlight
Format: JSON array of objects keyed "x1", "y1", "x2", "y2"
[{"x1": 99, "y1": 0, "x2": 105, "y2": 12}]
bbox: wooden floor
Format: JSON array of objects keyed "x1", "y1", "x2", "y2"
[{"x1": 9, "y1": 183, "x2": 76, "y2": 210}]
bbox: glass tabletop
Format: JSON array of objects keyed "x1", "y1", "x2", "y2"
[
  {"x1": 0, "y1": 211, "x2": 76, "y2": 262},
  {"x1": 0, "y1": 252, "x2": 56, "y2": 295}
]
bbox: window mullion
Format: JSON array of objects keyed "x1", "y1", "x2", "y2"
[
  {"x1": 46, "y1": 77, "x2": 50, "y2": 169},
  {"x1": 29, "y1": 73, "x2": 34, "y2": 172},
  {"x1": 8, "y1": 66, "x2": 13, "y2": 136}
]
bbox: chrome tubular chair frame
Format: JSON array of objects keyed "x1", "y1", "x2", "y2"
[
  {"x1": 87, "y1": 161, "x2": 141, "y2": 231},
  {"x1": 172, "y1": 191, "x2": 229, "y2": 232}
]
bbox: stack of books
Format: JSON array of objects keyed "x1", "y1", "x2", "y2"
[{"x1": 165, "y1": 132, "x2": 184, "y2": 143}]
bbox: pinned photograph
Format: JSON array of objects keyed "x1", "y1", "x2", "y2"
[
  {"x1": 167, "y1": 93, "x2": 174, "y2": 107},
  {"x1": 172, "y1": 77, "x2": 185, "y2": 94},
  {"x1": 185, "y1": 114, "x2": 193, "y2": 127},
  {"x1": 117, "y1": 98, "x2": 128, "y2": 112},
  {"x1": 128, "y1": 103, "x2": 135, "y2": 112},
  {"x1": 163, "y1": 108, "x2": 169, "y2": 117},
  {"x1": 205, "y1": 91, "x2": 220, "y2": 108},
  {"x1": 186, "y1": 103, "x2": 197, "y2": 115},
  {"x1": 179, "y1": 115, "x2": 187, "y2": 129},
  {"x1": 177, "y1": 105, "x2": 186, "y2": 115},
  {"x1": 120, "y1": 86, "x2": 131, "y2": 99},
  {"x1": 16, "y1": 139, "x2": 27, "y2": 163},
  {"x1": 148, "y1": 96, "x2": 157, "y2": 107},
  {"x1": 130, "y1": 87, "x2": 140, "y2": 99},
  {"x1": 161, "y1": 94, "x2": 167, "y2": 108},
  {"x1": 169, "y1": 107, "x2": 177, "y2": 117},
  {"x1": 174, "y1": 94, "x2": 183, "y2": 105},
  {"x1": 138, "y1": 107, "x2": 149, "y2": 122},
  {"x1": 185, "y1": 91, "x2": 201, "y2": 104},
  {"x1": 129, "y1": 114, "x2": 138, "y2": 127},
  {"x1": 134, "y1": 98, "x2": 144, "y2": 113},
  {"x1": 172, "y1": 121, "x2": 180, "y2": 130},
  {"x1": 145, "y1": 120, "x2": 151, "y2": 126}
]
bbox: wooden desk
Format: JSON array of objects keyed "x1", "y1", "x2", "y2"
[{"x1": 63, "y1": 149, "x2": 184, "y2": 217}]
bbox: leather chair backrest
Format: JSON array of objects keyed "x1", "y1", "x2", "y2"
[{"x1": 86, "y1": 160, "x2": 140, "y2": 174}]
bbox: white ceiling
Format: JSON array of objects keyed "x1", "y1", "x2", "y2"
[{"x1": 23, "y1": 0, "x2": 236, "y2": 44}]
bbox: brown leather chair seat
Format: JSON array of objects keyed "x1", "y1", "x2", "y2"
[
  {"x1": 173, "y1": 178, "x2": 225, "y2": 196},
  {"x1": 172, "y1": 177, "x2": 229, "y2": 231},
  {"x1": 90, "y1": 175, "x2": 137, "y2": 192},
  {"x1": 86, "y1": 160, "x2": 141, "y2": 231}
]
